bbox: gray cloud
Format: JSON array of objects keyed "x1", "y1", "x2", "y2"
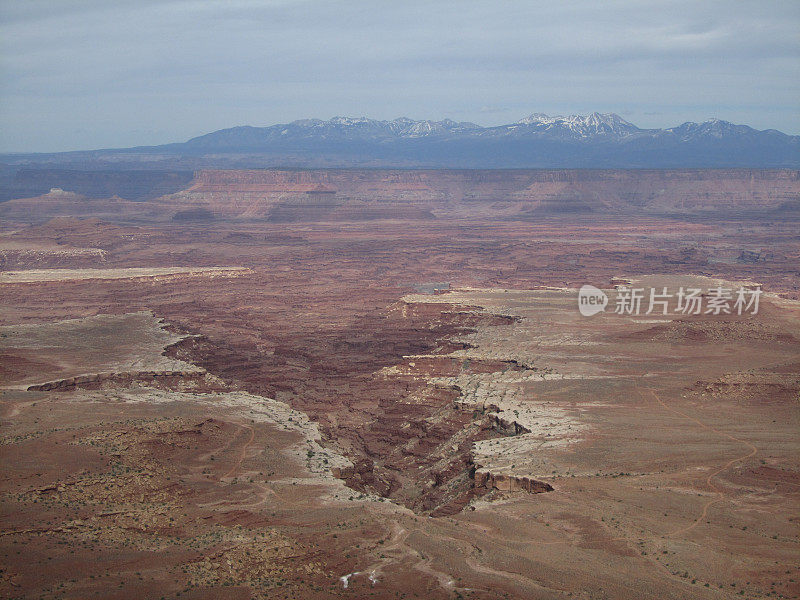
[{"x1": 1, "y1": 0, "x2": 798, "y2": 151}]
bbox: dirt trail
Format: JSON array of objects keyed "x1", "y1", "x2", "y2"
[
  {"x1": 222, "y1": 424, "x2": 255, "y2": 480},
  {"x1": 645, "y1": 387, "x2": 758, "y2": 538}
]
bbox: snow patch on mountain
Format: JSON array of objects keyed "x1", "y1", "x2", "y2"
[{"x1": 514, "y1": 112, "x2": 640, "y2": 138}]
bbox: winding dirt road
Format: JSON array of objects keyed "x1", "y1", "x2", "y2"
[
  {"x1": 221, "y1": 424, "x2": 256, "y2": 480},
  {"x1": 645, "y1": 387, "x2": 758, "y2": 538}
]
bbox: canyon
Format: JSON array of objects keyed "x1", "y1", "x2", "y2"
[{"x1": 0, "y1": 168, "x2": 798, "y2": 599}]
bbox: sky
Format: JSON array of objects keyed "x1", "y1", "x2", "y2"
[{"x1": 1, "y1": 0, "x2": 799, "y2": 152}]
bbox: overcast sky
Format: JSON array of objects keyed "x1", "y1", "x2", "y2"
[{"x1": 1, "y1": 0, "x2": 798, "y2": 152}]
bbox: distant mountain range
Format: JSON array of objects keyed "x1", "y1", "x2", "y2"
[{"x1": 3, "y1": 113, "x2": 799, "y2": 169}]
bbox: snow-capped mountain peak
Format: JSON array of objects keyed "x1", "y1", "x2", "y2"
[
  {"x1": 665, "y1": 118, "x2": 760, "y2": 140},
  {"x1": 280, "y1": 116, "x2": 483, "y2": 138},
  {"x1": 328, "y1": 116, "x2": 376, "y2": 126},
  {"x1": 515, "y1": 112, "x2": 639, "y2": 138},
  {"x1": 516, "y1": 112, "x2": 553, "y2": 125},
  {"x1": 178, "y1": 112, "x2": 797, "y2": 168},
  {"x1": 282, "y1": 113, "x2": 644, "y2": 140}
]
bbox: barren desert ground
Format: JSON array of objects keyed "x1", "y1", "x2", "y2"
[{"x1": 1, "y1": 169, "x2": 799, "y2": 600}]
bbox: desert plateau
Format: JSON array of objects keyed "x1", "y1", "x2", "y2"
[
  {"x1": 0, "y1": 167, "x2": 798, "y2": 599},
  {"x1": 5, "y1": 1, "x2": 800, "y2": 597}
]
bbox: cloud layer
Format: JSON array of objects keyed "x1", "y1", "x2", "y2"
[{"x1": 1, "y1": 0, "x2": 798, "y2": 151}]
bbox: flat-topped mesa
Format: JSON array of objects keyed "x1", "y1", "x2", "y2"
[
  {"x1": 5, "y1": 169, "x2": 798, "y2": 224},
  {"x1": 187, "y1": 167, "x2": 800, "y2": 190},
  {"x1": 189, "y1": 169, "x2": 343, "y2": 192}
]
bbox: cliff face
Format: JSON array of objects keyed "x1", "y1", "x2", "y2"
[
  {"x1": 176, "y1": 168, "x2": 800, "y2": 219},
  {"x1": 2, "y1": 168, "x2": 799, "y2": 224},
  {"x1": 0, "y1": 169, "x2": 194, "y2": 202},
  {"x1": 474, "y1": 471, "x2": 554, "y2": 494},
  {"x1": 190, "y1": 167, "x2": 800, "y2": 187}
]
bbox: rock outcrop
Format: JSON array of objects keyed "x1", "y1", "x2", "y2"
[{"x1": 473, "y1": 471, "x2": 554, "y2": 493}]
